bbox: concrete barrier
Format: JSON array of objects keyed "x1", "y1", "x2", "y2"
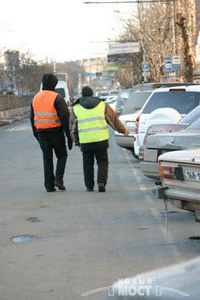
[
  {"x1": 0, "y1": 106, "x2": 30, "y2": 119},
  {"x1": 0, "y1": 106, "x2": 30, "y2": 126}
]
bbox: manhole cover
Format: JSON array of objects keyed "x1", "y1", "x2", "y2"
[
  {"x1": 27, "y1": 217, "x2": 42, "y2": 223},
  {"x1": 137, "y1": 227, "x2": 148, "y2": 230},
  {"x1": 11, "y1": 235, "x2": 43, "y2": 243},
  {"x1": 189, "y1": 236, "x2": 200, "y2": 241},
  {"x1": 160, "y1": 211, "x2": 178, "y2": 215}
]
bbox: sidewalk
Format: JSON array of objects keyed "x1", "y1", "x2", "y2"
[
  {"x1": 0, "y1": 114, "x2": 29, "y2": 126},
  {"x1": 0, "y1": 107, "x2": 30, "y2": 126}
]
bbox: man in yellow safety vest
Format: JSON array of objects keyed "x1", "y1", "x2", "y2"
[{"x1": 70, "y1": 86, "x2": 129, "y2": 192}]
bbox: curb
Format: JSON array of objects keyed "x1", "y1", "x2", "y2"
[{"x1": 0, "y1": 115, "x2": 29, "y2": 127}]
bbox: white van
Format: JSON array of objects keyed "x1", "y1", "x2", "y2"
[
  {"x1": 40, "y1": 80, "x2": 70, "y2": 106},
  {"x1": 55, "y1": 81, "x2": 70, "y2": 106}
]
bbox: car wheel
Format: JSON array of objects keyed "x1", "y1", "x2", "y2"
[{"x1": 131, "y1": 148, "x2": 138, "y2": 159}]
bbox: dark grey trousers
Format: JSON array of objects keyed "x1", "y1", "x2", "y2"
[
  {"x1": 38, "y1": 131, "x2": 67, "y2": 191},
  {"x1": 82, "y1": 149, "x2": 108, "y2": 189}
]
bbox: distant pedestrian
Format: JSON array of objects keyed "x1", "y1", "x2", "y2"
[
  {"x1": 30, "y1": 73, "x2": 73, "y2": 192},
  {"x1": 70, "y1": 86, "x2": 129, "y2": 192}
]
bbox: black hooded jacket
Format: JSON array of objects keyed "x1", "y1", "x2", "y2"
[{"x1": 30, "y1": 74, "x2": 70, "y2": 139}]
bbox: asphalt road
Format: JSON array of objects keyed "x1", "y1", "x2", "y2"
[{"x1": 0, "y1": 118, "x2": 200, "y2": 300}]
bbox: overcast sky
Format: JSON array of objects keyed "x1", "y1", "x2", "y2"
[{"x1": 0, "y1": 0, "x2": 135, "y2": 62}]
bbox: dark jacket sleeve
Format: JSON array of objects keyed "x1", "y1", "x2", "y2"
[
  {"x1": 30, "y1": 104, "x2": 39, "y2": 140},
  {"x1": 54, "y1": 95, "x2": 70, "y2": 137},
  {"x1": 69, "y1": 106, "x2": 80, "y2": 146}
]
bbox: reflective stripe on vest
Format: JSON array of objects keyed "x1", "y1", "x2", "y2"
[
  {"x1": 32, "y1": 91, "x2": 61, "y2": 129},
  {"x1": 74, "y1": 101, "x2": 109, "y2": 144}
]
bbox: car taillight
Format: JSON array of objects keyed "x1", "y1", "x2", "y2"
[
  {"x1": 158, "y1": 166, "x2": 175, "y2": 179},
  {"x1": 135, "y1": 115, "x2": 140, "y2": 134},
  {"x1": 143, "y1": 134, "x2": 148, "y2": 145},
  {"x1": 169, "y1": 88, "x2": 185, "y2": 92}
]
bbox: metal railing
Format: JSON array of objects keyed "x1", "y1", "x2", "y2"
[{"x1": 0, "y1": 95, "x2": 33, "y2": 112}]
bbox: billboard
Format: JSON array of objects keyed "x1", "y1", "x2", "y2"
[
  {"x1": 103, "y1": 65, "x2": 119, "y2": 72},
  {"x1": 109, "y1": 42, "x2": 140, "y2": 55}
]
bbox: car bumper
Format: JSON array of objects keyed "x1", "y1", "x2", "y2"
[
  {"x1": 115, "y1": 134, "x2": 134, "y2": 149},
  {"x1": 156, "y1": 186, "x2": 200, "y2": 212},
  {"x1": 140, "y1": 161, "x2": 160, "y2": 180}
]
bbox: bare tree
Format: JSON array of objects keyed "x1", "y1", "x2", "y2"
[
  {"x1": 176, "y1": 13, "x2": 193, "y2": 82},
  {"x1": 115, "y1": 1, "x2": 176, "y2": 83},
  {"x1": 55, "y1": 61, "x2": 85, "y2": 95},
  {"x1": 19, "y1": 51, "x2": 53, "y2": 94},
  {"x1": 137, "y1": 1, "x2": 174, "y2": 81}
]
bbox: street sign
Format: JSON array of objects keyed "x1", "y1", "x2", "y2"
[
  {"x1": 109, "y1": 42, "x2": 140, "y2": 55},
  {"x1": 142, "y1": 71, "x2": 150, "y2": 77},
  {"x1": 172, "y1": 55, "x2": 181, "y2": 64},
  {"x1": 164, "y1": 58, "x2": 173, "y2": 73},
  {"x1": 103, "y1": 65, "x2": 119, "y2": 72},
  {"x1": 142, "y1": 62, "x2": 149, "y2": 71},
  {"x1": 172, "y1": 55, "x2": 181, "y2": 70},
  {"x1": 86, "y1": 72, "x2": 96, "y2": 77},
  {"x1": 107, "y1": 54, "x2": 129, "y2": 62}
]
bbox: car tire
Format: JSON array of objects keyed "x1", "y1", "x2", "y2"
[{"x1": 131, "y1": 148, "x2": 138, "y2": 160}]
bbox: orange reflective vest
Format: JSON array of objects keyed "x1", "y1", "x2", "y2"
[{"x1": 32, "y1": 90, "x2": 61, "y2": 129}]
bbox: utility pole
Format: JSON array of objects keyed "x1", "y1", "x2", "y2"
[{"x1": 84, "y1": 0, "x2": 174, "y2": 3}]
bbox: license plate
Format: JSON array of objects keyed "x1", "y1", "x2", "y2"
[
  {"x1": 144, "y1": 149, "x2": 158, "y2": 162},
  {"x1": 183, "y1": 170, "x2": 200, "y2": 181}
]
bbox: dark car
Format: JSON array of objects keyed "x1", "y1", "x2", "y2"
[{"x1": 104, "y1": 256, "x2": 200, "y2": 299}]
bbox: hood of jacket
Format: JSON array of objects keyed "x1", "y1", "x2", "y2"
[
  {"x1": 75, "y1": 96, "x2": 102, "y2": 109},
  {"x1": 42, "y1": 74, "x2": 58, "y2": 91}
]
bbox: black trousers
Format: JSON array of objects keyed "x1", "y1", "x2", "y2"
[
  {"x1": 82, "y1": 149, "x2": 108, "y2": 189},
  {"x1": 38, "y1": 131, "x2": 67, "y2": 191}
]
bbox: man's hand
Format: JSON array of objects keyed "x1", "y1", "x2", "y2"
[
  {"x1": 124, "y1": 130, "x2": 129, "y2": 137},
  {"x1": 67, "y1": 136, "x2": 73, "y2": 150}
]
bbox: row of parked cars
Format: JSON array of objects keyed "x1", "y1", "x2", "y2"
[{"x1": 113, "y1": 82, "x2": 200, "y2": 222}]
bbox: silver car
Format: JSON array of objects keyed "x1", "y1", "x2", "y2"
[
  {"x1": 115, "y1": 90, "x2": 153, "y2": 159},
  {"x1": 139, "y1": 105, "x2": 200, "y2": 180},
  {"x1": 157, "y1": 149, "x2": 200, "y2": 221}
]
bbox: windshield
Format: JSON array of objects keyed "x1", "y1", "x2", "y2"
[
  {"x1": 142, "y1": 91, "x2": 200, "y2": 114},
  {"x1": 179, "y1": 105, "x2": 200, "y2": 124},
  {"x1": 55, "y1": 88, "x2": 65, "y2": 98},
  {"x1": 122, "y1": 91, "x2": 152, "y2": 115},
  {"x1": 186, "y1": 117, "x2": 200, "y2": 130}
]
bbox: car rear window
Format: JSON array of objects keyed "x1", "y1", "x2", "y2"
[
  {"x1": 122, "y1": 91, "x2": 152, "y2": 115},
  {"x1": 142, "y1": 91, "x2": 200, "y2": 114},
  {"x1": 55, "y1": 88, "x2": 65, "y2": 98}
]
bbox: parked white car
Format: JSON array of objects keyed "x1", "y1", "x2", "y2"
[
  {"x1": 115, "y1": 90, "x2": 153, "y2": 158},
  {"x1": 134, "y1": 85, "x2": 200, "y2": 157}
]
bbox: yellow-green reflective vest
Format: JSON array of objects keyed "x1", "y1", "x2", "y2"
[{"x1": 74, "y1": 101, "x2": 109, "y2": 144}]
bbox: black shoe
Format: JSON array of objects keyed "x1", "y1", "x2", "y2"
[
  {"x1": 87, "y1": 187, "x2": 94, "y2": 192},
  {"x1": 55, "y1": 182, "x2": 66, "y2": 191},
  {"x1": 98, "y1": 183, "x2": 106, "y2": 192},
  {"x1": 47, "y1": 188, "x2": 56, "y2": 192}
]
